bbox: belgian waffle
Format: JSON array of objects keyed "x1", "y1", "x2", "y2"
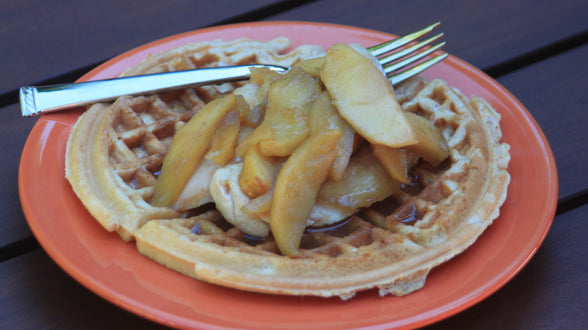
[
  {"x1": 65, "y1": 38, "x2": 325, "y2": 240},
  {"x1": 66, "y1": 38, "x2": 510, "y2": 299}
]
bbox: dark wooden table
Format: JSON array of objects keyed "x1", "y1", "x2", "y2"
[{"x1": 2, "y1": 1, "x2": 587, "y2": 329}]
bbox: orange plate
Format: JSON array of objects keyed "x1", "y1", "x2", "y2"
[{"x1": 19, "y1": 22, "x2": 558, "y2": 329}]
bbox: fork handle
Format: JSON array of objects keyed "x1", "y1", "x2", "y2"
[{"x1": 19, "y1": 64, "x2": 286, "y2": 117}]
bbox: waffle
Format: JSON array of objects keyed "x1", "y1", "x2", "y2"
[
  {"x1": 65, "y1": 38, "x2": 325, "y2": 240},
  {"x1": 66, "y1": 38, "x2": 510, "y2": 299}
]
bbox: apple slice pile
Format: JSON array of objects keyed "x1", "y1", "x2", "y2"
[{"x1": 152, "y1": 43, "x2": 449, "y2": 256}]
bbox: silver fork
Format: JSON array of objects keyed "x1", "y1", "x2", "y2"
[{"x1": 19, "y1": 22, "x2": 446, "y2": 117}]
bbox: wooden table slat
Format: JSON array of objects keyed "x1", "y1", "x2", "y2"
[
  {"x1": 0, "y1": 0, "x2": 284, "y2": 95},
  {"x1": 3, "y1": 0, "x2": 588, "y2": 96},
  {"x1": 497, "y1": 43, "x2": 588, "y2": 200},
  {"x1": 266, "y1": 0, "x2": 588, "y2": 72},
  {"x1": 0, "y1": 104, "x2": 37, "y2": 247}
]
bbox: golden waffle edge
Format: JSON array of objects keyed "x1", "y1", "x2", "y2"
[{"x1": 65, "y1": 37, "x2": 510, "y2": 299}]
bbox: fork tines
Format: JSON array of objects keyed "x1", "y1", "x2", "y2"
[{"x1": 368, "y1": 22, "x2": 448, "y2": 85}]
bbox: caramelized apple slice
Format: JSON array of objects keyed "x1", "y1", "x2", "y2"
[
  {"x1": 257, "y1": 106, "x2": 309, "y2": 157},
  {"x1": 321, "y1": 44, "x2": 417, "y2": 148},
  {"x1": 258, "y1": 66, "x2": 321, "y2": 157},
  {"x1": 270, "y1": 130, "x2": 341, "y2": 256},
  {"x1": 241, "y1": 188, "x2": 274, "y2": 220},
  {"x1": 371, "y1": 144, "x2": 418, "y2": 184},
  {"x1": 235, "y1": 121, "x2": 273, "y2": 158},
  {"x1": 294, "y1": 56, "x2": 325, "y2": 78},
  {"x1": 205, "y1": 107, "x2": 240, "y2": 166},
  {"x1": 231, "y1": 91, "x2": 258, "y2": 127},
  {"x1": 173, "y1": 158, "x2": 217, "y2": 211},
  {"x1": 238, "y1": 144, "x2": 280, "y2": 198},
  {"x1": 249, "y1": 66, "x2": 282, "y2": 107},
  {"x1": 235, "y1": 67, "x2": 320, "y2": 158},
  {"x1": 309, "y1": 91, "x2": 355, "y2": 181},
  {"x1": 317, "y1": 147, "x2": 401, "y2": 211},
  {"x1": 404, "y1": 112, "x2": 449, "y2": 166},
  {"x1": 151, "y1": 94, "x2": 237, "y2": 207}
]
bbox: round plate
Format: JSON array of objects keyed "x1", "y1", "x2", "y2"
[{"x1": 19, "y1": 22, "x2": 558, "y2": 329}]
